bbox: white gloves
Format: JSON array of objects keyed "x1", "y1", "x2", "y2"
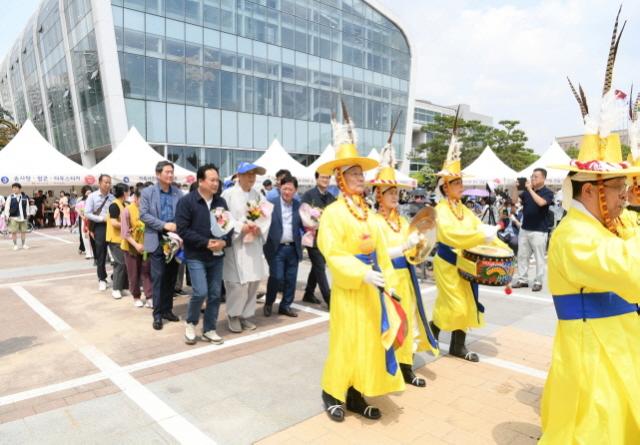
[
  {"x1": 404, "y1": 231, "x2": 421, "y2": 249},
  {"x1": 364, "y1": 270, "x2": 385, "y2": 288},
  {"x1": 480, "y1": 224, "x2": 498, "y2": 243}
]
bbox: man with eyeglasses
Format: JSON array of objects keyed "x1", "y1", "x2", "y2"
[{"x1": 511, "y1": 168, "x2": 554, "y2": 292}]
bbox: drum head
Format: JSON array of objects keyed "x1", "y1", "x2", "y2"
[{"x1": 466, "y1": 245, "x2": 514, "y2": 258}]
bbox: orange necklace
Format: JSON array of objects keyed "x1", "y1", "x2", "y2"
[
  {"x1": 381, "y1": 208, "x2": 401, "y2": 232},
  {"x1": 336, "y1": 169, "x2": 368, "y2": 222},
  {"x1": 447, "y1": 198, "x2": 464, "y2": 221}
]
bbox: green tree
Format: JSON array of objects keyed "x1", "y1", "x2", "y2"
[
  {"x1": 410, "y1": 164, "x2": 437, "y2": 189},
  {"x1": 0, "y1": 105, "x2": 19, "y2": 149},
  {"x1": 490, "y1": 120, "x2": 538, "y2": 172}
]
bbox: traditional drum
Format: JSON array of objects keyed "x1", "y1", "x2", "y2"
[{"x1": 457, "y1": 245, "x2": 515, "y2": 286}]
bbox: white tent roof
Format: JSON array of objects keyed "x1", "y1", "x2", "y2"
[
  {"x1": 91, "y1": 127, "x2": 196, "y2": 184},
  {"x1": 462, "y1": 146, "x2": 518, "y2": 186},
  {"x1": 364, "y1": 148, "x2": 417, "y2": 188},
  {"x1": 0, "y1": 120, "x2": 92, "y2": 187},
  {"x1": 254, "y1": 139, "x2": 314, "y2": 185},
  {"x1": 518, "y1": 141, "x2": 571, "y2": 185},
  {"x1": 306, "y1": 144, "x2": 335, "y2": 175}
]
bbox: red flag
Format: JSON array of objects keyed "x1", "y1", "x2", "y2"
[{"x1": 615, "y1": 89, "x2": 627, "y2": 100}]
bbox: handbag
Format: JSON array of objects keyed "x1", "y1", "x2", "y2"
[{"x1": 88, "y1": 196, "x2": 109, "y2": 232}]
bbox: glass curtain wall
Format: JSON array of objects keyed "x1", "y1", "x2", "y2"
[{"x1": 21, "y1": 18, "x2": 49, "y2": 137}]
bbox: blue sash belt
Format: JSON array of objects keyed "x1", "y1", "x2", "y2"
[
  {"x1": 553, "y1": 292, "x2": 640, "y2": 320},
  {"x1": 436, "y1": 243, "x2": 484, "y2": 321},
  {"x1": 356, "y1": 252, "x2": 398, "y2": 376},
  {"x1": 391, "y1": 257, "x2": 439, "y2": 351}
]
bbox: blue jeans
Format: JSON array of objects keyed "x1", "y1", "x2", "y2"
[
  {"x1": 186, "y1": 258, "x2": 223, "y2": 332},
  {"x1": 266, "y1": 244, "x2": 299, "y2": 310}
]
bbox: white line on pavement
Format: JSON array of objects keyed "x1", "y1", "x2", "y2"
[
  {"x1": 0, "y1": 372, "x2": 106, "y2": 406},
  {"x1": 10, "y1": 285, "x2": 216, "y2": 445},
  {"x1": 0, "y1": 272, "x2": 96, "y2": 288},
  {"x1": 31, "y1": 231, "x2": 74, "y2": 244}
]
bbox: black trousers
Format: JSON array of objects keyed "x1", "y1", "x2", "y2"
[
  {"x1": 304, "y1": 247, "x2": 331, "y2": 305},
  {"x1": 150, "y1": 244, "x2": 179, "y2": 320},
  {"x1": 93, "y1": 223, "x2": 108, "y2": 281}
]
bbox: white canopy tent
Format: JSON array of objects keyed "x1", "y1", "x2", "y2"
[
  {"x1": 462, "y1": 146, "x2": 518, "y2": 187},
  {"x1": 364, "y1": 148, "x2": 418, "y2": 188},
  {"x1": 0, "y1": 120, "x2": 93, "y2": 189},
  {"x1": 91, "y1": 127, "x2": 196, "y2": 185},
  {"x1": 518, "y1": 141, "x2": 571, "y2": 185},
  {"x1": 306, "y1": 144, "x2": 335, "y2": 175},
  {"x1": 254, "y1": 139, "x2": 314, "y2": 185}
]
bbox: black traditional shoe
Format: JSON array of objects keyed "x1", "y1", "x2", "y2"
[
  {"x1": 511, "y1": 280, "x2": 528, "y2": 289},
  {"x1": 278, "y1": 307, "x2": 298, "y2": 317},
  {"x1": 152, "y1": 318, "x2": 163, "y2": 330},
  {"x1": 429, "y1": 321, "x2": 441, "y2": 342},
  {"x1": 263, "y1": 303, "x2": 272, "y2": 317},
  {"x1": 162, "y1": 312, "x2": 180, "y2": 322},
  {"x1": 449, "y1": 330, "x2": 479, "y2": 362},
  {"x1": 302, "y1": 294, "x2": 321, "y2": 304},
  {"x1": 346, "y1": 387, "x2": 381, "y2": 420},
  {"x1": 322, "y1": 391, "x2": 345, "y2": 422},
  {"x1": 400, "y1": 363, "x2": 426, "y2": 388}
]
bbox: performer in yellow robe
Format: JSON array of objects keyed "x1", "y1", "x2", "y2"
[
  {"x1": 541, "y1": 11, "x2": 640, "y2": 442},
  {"x1": 370, "y1": 139, "x2": 439, "y2": 388},
  {"x1": 429, "y1": 113, "x2": 504, "y2": 362},
  {"x1": 317, "y1": 106, "x2": 404, "y2": 423}
]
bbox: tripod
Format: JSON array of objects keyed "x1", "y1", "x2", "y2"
[{"x1": 481, "y1": 203, "x2": 497, "y2": 226}]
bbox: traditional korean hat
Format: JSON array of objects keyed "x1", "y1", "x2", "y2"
[
  {"x1": 434, "y1": 107, "x2": 467, "y2": 182},
  {"x1": 369, "y1": 112, "x2": 414, "y2": 190},
  {"x1": 317, "y1": 100, "x2": 379, "y2": 176},
  {"x1": 627, "y1": 86, "x2": 640, "y2": 197}
]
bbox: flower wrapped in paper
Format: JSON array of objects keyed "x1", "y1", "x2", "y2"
[
  {"x1": 210, "y1": 207, "x2": 233, "y2": 237},
  {"x1": 299, "y1": 202, "x2": 323, "y2": 247},
  {"x1": 243, "y1": 199, "x2": 273, "y2": 243},
  {"x1": 161, "y1": 232, "x2": 184, "y2": 264}
]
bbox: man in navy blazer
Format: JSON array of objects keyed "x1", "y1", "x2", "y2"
[
  {"x1": 140, "y1": 161, "x2": 184, "y2": 330},
  {"x1": 263, "y1": 175, "x2": 303, "y2": 317}
]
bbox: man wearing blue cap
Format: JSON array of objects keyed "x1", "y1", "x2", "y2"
[{"x1": 221, "y1": 162, "x2": 272, "y2": 333}]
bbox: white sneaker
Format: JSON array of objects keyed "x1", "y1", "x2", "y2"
[
  {"x1": 112, "y1": 290, "x2": 122, "y2": 300},
  {"x1": 98, "y1": 281, "x2": 107, "y2": 291},
  {"x1": 134, "y1": 299, "x2": 144, "y2": 308},
  {"x1": 185, "y1": 323, "x2": 197, "y2": 345},
  {"x1": 144, "y1": 299, "x2": 153, "y2": 308},
  {"x1": 121, "y1": 290, "x2": 131, "y2": 297},
  {"x1": 12, "y1": 245, "x2": 19, "y2": 251},
  {"x1": 202, "y1": 330, "x2": 224, "y2": 344},
  {"x1": 22, "y1": 244, "x2": 29, "y2": 250},
  {"x1": 240, "y1": 319, "x2": 257, "y2": 331}
]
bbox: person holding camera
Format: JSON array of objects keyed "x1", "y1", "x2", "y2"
[{"x1": 512, "y1": 168, "x2": 554, "y2": 292}]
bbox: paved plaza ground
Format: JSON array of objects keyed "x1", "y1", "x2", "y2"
[{"x1": 0, "y1": 228, "x2": 554, "y2": 444}]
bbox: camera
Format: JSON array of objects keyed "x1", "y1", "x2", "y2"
[{"x1": 517, "y1": 177, "x2": 527, "y2": 191}]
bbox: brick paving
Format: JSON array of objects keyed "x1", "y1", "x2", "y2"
[{"x1": 0, "y1": 228, "x2": 556, "y2": 444}]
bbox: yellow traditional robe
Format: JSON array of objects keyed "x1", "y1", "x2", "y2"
[
  {"x1": 374, "y1": 213, "x2": 438, "y2": 364},
  {"x1": 618, "y1": 207, "x2": 640, "y2": 239},
  {"x1": 318, "y1": 198, "x2": 404, "y2": 400},
  {"x1": 432, "y1": 200, "x2": 503, "y2": 331},
  {"x1": 540, "y1": 204, "x2": 640, "y2": 444}
]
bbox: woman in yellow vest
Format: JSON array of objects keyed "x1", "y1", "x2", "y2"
[
  {"x1": 430, "y1": 115, "x2": 506, "y2": 362},
  {"x1": 370, "y1": 141, "x2": 439, "y2": 388},
  {"x1": 121, "y1": 184, "x2": 153, "y2": 308},
  {"x1": 540, "y1": 11, "x2": 640, "y2": 442},
  {"x1": 106, "y1": 183, "x2": 129, "y2": 300},
  {"x1": 317, "y1": 105, "x2": 404, "y2": 422}
]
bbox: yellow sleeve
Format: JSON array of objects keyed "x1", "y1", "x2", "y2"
[
  {"x1": 437, "y1": 204, "x2": 486, "y2": 250},
  {"x1": 373, "y1": 217, "x2": 399, "y2": 291},
  {"x1": 317, "y1": 204, "x2": 371, "y2": 290},
  {"x1": 555, "y1": 232, "x2": 640, "y2": 303}
]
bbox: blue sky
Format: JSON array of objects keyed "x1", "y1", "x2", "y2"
[{"x1": 2, "y1": 0, "x2": 640, "y2": 154}]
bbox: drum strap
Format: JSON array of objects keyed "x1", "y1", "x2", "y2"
[
  {"x1": 553, "y1": 291, "x2": 639, "y2": 321},
  {"x1": 436, "y1": 243, "x2": 484, "y2": 321},
  {"x1": 391, "y1": 257, "x2": 439, "y2": 352},
  {"x1": 355, "y1": 252, "x2": 398, "y2": 377}
]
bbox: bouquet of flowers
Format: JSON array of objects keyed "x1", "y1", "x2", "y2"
[
  {"x1": 244, "y1": 199, "x2": 273, "y2": 243},
  {"x1": 161, "y1": 232, "x2": 184, "y2": 264},
  {"x1": 299, "y1": 203, "x2": 323, "y2": 247},
  {"x1": 210, "y1": 207, "x2": 233, "y2": 237}
]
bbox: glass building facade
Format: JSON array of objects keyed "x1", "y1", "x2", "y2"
[{"x1": 1, "y1": 0, "x2": 412, "y2": 177}]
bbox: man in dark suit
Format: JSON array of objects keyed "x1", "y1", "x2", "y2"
[
  {"x1": 263, "y1": 175, "x2": 303, "y2": 318},
  {"x1": 300, "y1": 171, "x2": 335, "y2": 307},
  {"x1": 140, "y1": 161, "x2": 183, "y2": 330}
]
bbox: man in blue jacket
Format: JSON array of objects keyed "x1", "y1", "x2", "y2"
[
  {"x1": 176, "y1": 164, "x2": 233, "y2": 345},
  {"x1": 140, "y1": 161, "x2": 183, "y2": 330},
  {"x1": 263, "y1": 175, "x2": 303, "y2": 317}
]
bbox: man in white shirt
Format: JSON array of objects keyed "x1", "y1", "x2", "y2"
[{"x1": 3, "y1": 183, "x2": 30, "y2": 250}]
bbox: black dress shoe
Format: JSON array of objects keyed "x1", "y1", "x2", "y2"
[
  {"x1": 278, "y1": 307, "x2": 298, "y2": 317},
  {"x1": 263, "y1": 303, "x2": 272, "y2": 317},
  {"x1": 174, "y1": 289, "x2": 186, "y2": 296},
  {"x1": 162, "y1": 312, "x2": 180, "y2": 322},
  {"x1": 511, "y1": 281, "x2": 528, "y2": 289},
  {"x1": 302, "y1": 294, "x2": 321, "y2": 304},
  {"x1": 532, "y1": 283, "x2": 543, "y2": 292},
  {"x1": 153, "y1": 319, "x2": 163, "y2": 330}
]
